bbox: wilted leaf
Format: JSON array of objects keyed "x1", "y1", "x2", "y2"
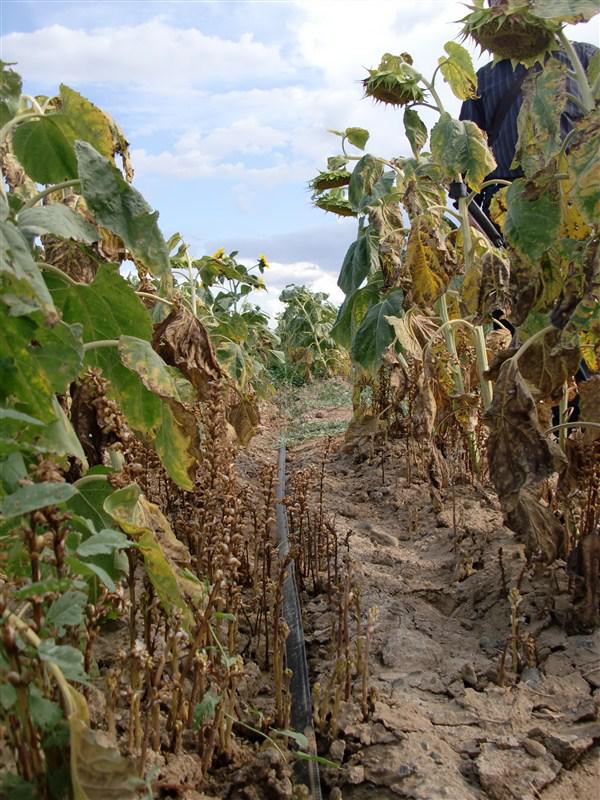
[
  {"x1": 104, "y1": 484, "x2": 198, "y2": 627},
  {"x1": 406, "y1": 222, "x2": 448, "y2": 307},
  {"x1": 57, "y1": 85, "x2": 115, "y2": 160},
  {"x1": 0, "y1": 219, "x2": 57, "y2": 319},
  {"x1": 338, "y1": 228, "x2": 379, "y2": 295},
  {"x1": 152, "y1": 306, "x2": 222, "y2": 396},
  {"x1": 567, "y1": 112, "x2": 600, "y2": 225},
  {"x1": 0, "y1": 481, "x2": 78, "y2": 520},
  {"x1": 514, "y1": 60, "x2": 567, "y2": 177},
  {"x1": 18, "y1": 205, "x2": 98, "y2": 244},
  {"x1": 12, "y1": 117, "x2": 78, "y2": 184},
  {"x1": 227, "y1": 397, "x2": 260, "y2": 446},
  {"x1": 351, "y1": 289, "x2": 404, "y2": 373},
  {"x1": 530, "y1": 0, "x2": 599, "y2": 23},
  {"x1": 348, "y1": 154, "x2": 395, "y2": 212},
  {"x1": 64, "y1": 684, "x2": 140, "y2": 800},
  {"x1": 506, "y1": 488, "x2": 564, "y2": 562},
  {"x1": 0, "y1": 310, "x2": 57, "y2": 423},
  {"x1": 438, "y1": 41, "x2": 477, "y2": 100},
  {"x1": 345, "y1": 127, "x2": 369, "y2": 150},
  {"x1": 0, "y1": 61, "x2": 22, "y2": 127},
  {"x1": 504, "y1": 179, "x2": 561, "y2": 261},
  {"x1": 118, "y1": 335, "x2": 196, "y2": 405},
  {"x1": 412, "y1": 371, "x2": 436, "y2": 439},
  {"x1": 403, "y1": 108, "x2": 428, "y2": 158},
  {"x1": 483, "y1": 358, "x2": 565, "y2": 504},
  {"x1": 579, "y1": 375, "x2": 600, "y2": 443},
  {"x1": 384, "y1": 314, "x2": 423, "y2": 362},
  {"x1": 331, "y1": 277, "x2": 382, "y2": 348},
  {"x1": 154, "y1": 402, "x2": 198, "y2": 491},
  {"x1": 430, "y1": 112, "x2": 496, "y2": 192},
  {"x1": 75, "y1": 141, "x2": 169, "y2": 276}
]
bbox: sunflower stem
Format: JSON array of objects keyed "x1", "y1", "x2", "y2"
[{"x1": 557, "y1": 30, "x2": 594, "y2": 113}]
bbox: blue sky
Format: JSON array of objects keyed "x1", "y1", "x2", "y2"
[{"x1": 1, "y1": 1, "x2": 598, "y2": 319}]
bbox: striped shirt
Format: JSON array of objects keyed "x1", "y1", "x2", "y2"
[{"x1": 459, "y1": 42, "x2": 598, "y2": 208}]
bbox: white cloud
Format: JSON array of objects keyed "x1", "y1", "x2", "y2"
[
  {"x1": 1, "y1": 18, "x2": 294, "y2": 89},
  {"x1": 244, "y1": 259, "x2": 345, "y2": 324}
]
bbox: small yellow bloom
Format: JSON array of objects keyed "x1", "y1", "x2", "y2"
[
  {"x1": 258, "y1": 253, "x2": 269, "y2": 268},
  {"x1": 212, "y1": 247, "x2": 225, "y2": 259}
]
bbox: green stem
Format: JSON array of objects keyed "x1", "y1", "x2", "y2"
[
  {"x1": 458, "y1": 195, "x2": 473, "y2": 273},
  {"x1": 557, "y1": 30, "x2": 594, "y2": 113},
  {"x1": 559, "y1": 383, "x2": 569, "y2": 452},
  {"x1": 510, "y1": 326, "x2": 554, "y2": 364},
  {"x1": 38, "y1": 262, "x2": 81, "y2": 285},
  {"x1": 420, "y1": 76, "x2": 445, "y2": 114},
  {"x1": 465, "y1": 179, "x2": 512, "y2": 206},
  {"x1": 565, "y1": 92, "x2": 588, "y2": 114},
  {"x1": 435, "y1": 295, "x2": 465, "y2": 395},
  {"x1": 427, "y1": 205, "x2": 463, "y2": 224},
  {"x1": 185, "y1": 248, "x2": 197, "y2": 317},
  {"x1": 74, "y1": 475, "x2": 113, "y2": 488},
  {"x1": 0, "y1": 112, "x2": 44, "y2": 147},
  {"x1": 545, "y1": 421, "x2": 600, "y2": 435},
  {"x1": 135, "y1": 291, "x2": 175, "y2": 307},
  {"x1": 83, "y1": 339, "x2": 120, "y2": 353},
  {"x1": 20, "y1": 95, "x2": 44, "y2": 115},
  {"x1": 473, "y1": 325, "x2": 493, "y2": 410},
  {"x1": 19, "y1": 180, "x2": 81, "y2": 211}
]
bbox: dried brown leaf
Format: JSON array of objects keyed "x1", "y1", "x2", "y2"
[
  {"x1": 483, "y1": 358, "x2": 565, "y2": 502},
  {"x1": 579, "y1": 374, "x2": 600, "y2": 444},
  {"x1": 505, "y1": 489, "x2": 564, "y2": 563},
  {"x1": 152, "y1": 306, "x2": 222, "y2": 397},
  {"x1": 226, "y1": 397, "x2": 260, "y2": 446},
  {"x1": 486, "y1": 328, "x2": 580, "y2": 402}
]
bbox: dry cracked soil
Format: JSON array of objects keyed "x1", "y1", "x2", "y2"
[{"x1": 240, "y1": 381, "x2": 600, "y2": 800}]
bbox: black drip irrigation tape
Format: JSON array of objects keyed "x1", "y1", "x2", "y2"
[{"x1": 276, "y1": 437, "x2": 323, "y2": 800}]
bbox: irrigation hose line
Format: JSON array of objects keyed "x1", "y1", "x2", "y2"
[{"x1": 276, "y1": 437, "x2": 323, "y2": 800}]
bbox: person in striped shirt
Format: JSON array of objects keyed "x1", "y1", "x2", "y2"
[{"x1": 459, "y1": 6, "x2": 598, "y2": 213}]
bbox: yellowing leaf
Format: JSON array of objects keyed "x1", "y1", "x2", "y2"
[
  {"x1": 66, "y1": 685, "x2": 140, "y2": 800},
  {"x1": 104, "y1": 484, "x2": 202, "y2": 628},
  {"x1": 58, "y1": 85, "x2": 115, "y2": 160},
  {"x1": 430, "y1": 112, "x2": 496, "y2": 192},
  {"x1": 406, "y1": 223, "x2": 447, "y2": 307},
  {"x1": 384, "y1": 314, "x2": 423, "y2": 361},
  {"x1": 438, "y1": 41, "x2": 477, "y2": 101},
  {"x1": 567, "y1": 112, "x2": 600, "y2": 225}
]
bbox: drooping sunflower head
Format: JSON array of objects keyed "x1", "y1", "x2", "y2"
[
  {"x1": 460, "y1": 1, "x2": 560, "y2": 65},
  {"x1": 309, "y1": 168, "x2": 352, "y2": 193},
  {"x1": 313, "y1": 189, "x2": 357, "y2": 217},
  {"x1": 363, "y1": 53, "x2": 425, "y2": 107}
]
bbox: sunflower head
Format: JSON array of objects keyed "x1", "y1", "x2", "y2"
[
  {"x1": 314, "y1": 189, "x2": 357, "y2": 217},
  {"x1": 460, "y1": 1, "x2": 560, "y2": 65},
  {"x1": 363, "y1": 53, "x2": 425, "y2": 107},
  {"x1": 310, "y1": 168, "x2": 352, "y2": 193}
]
